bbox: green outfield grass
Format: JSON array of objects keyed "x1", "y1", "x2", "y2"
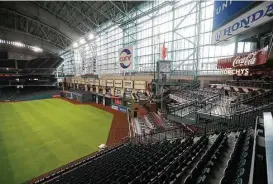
[{"x1": 0, "y1": 99, "x2": 113, "y2": 184}]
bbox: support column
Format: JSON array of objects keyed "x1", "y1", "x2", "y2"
[
  {"x1": 194, "y1": 1, "x2": 202, "y2": 79},
  {"x1": 234, "y1": 38, "x2": 239, "y2": 55}
]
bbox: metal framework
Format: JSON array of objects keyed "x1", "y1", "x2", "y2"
[
  {"x1": 60, "y1": 0, "x2": 238, "y2": 76},
  {"x1": 0, "y1": 7, "x2": 71, "y2": 51},
  {"x1": 0, "y1": 1, "x2": 141, "y2": 54}
]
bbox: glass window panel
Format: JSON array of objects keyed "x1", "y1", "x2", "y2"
[
  {"x1": 62, "y1": 1, "x2": 236, "y2": 75},
  {"x1": 238, "y1": 42, "x2": 244, "y2": 53},
  {"x1": 244, "y1": 42, "x2": 251, "y2": 52}
]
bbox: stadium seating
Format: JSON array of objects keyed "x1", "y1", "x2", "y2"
[
  {"x1": 37, "y1": 129, "x2": 254, "y2": 184},
  {"x1": 0, "y1": 87, "x2": 60, "y2": 101},
  {"x1": 220, "y1": 129, "x2": 253, "y2": 184},
  {"x1": 132, "y1": 112, "x2": 178, "y2": 136},
  {"x1": 0, "y1": 87, "x2": 18, "y2": 100}
]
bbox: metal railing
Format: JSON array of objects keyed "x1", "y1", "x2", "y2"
[
  {"x1": 225, "y1": 80, "x2": 273, "y2": 89},
  {"x1": 230, "y1": 90, "x2": 273, "y2": 111},
  {"x1": 132, "y1": 105, "x2": 271, "y2": 144}
]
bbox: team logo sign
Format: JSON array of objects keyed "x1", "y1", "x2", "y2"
[
  {"x1": 215, "y1": 31, "x2": 222, "y2": 41},
  {"x1": 119, "y1": 47, "x2": 133, "y2": 70}
]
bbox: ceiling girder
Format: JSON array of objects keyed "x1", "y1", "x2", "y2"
[
  {"x1": 84, "y1": 1, "x2": 112, "y2": 21},
  {"x1": 66, "y1": 2, "x2": 99, "y2": 29},
  {"x1": 0, "y1": 1, "x2": 144, "y2": 54},
  {"x1": 0, "y1": 7, "x2": 71, "y2": 49},
  {"x1": 32, "y1": 1, "x2": 86, "y2": 36}
]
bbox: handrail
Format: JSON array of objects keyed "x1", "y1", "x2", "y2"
[
  {"x1": 132, "y1": 114, "x2": 257, "y2": 144},
  {"x1": 263, "y1": 112, "x2": 273, "y2": 184},
  {"x1": 225, "y1": 80, "x2": 273, "y2": 89},
  {"x1": 127, "y1": 108, "x2": 132, "y2": 139},
  {"x1": 168, "y1": 93, "x2": 221, "y2": 113},
  {"x1": 231, "y1": 90, "x2": 273, "y2": 109},
  {"x1": 248, "y1": 116, "x2": 258, "y2": 184}
]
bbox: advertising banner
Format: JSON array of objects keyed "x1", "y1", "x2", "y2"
[
  {"x1": 90, "y1": 79, "x2": 94, "y2": 85},
  {"x1": 217, "y1": 46, "x2": 268, "y2": 69},
  {"x1": 111, "y1": 105, "x2": 118, "y2": 111},
  {"x1": 217, "y1": 46, "x2": 269, "y2": 76},
  {"x1": 106, "y1": 80, "x2": 114, "y2": 87},
  {"x1": 99, "y1": 80, "x2": 106, "y2": 87},
  {"x1": 134, "y1": 81, "x2": 146, "y2": 90},
  {"x1": 123, "y1": 80, "x2": 133, "y2": 89},
  {"x1": 213, "y1": 1, "x2": 255, "y2": 31},
  {"x1": 212, "y1": 2, "x2": 273, "y2": 44},
  {"x1": 114, "y1": 80, "x2": 123, "y2": 88},
  {"x1": 220, "y1": 68, "x2": 249, "y2": 76},
  {"x1": 57, "y1": 78, "x2": 63, "y2": 83},
  {"x1": 85, "y1": 78, "x2": 89, "y2": 84},
  {"x1": 95, "y1": 80, "x2": 99, "y2": 86},
  {"x1": 119, "y1": 46, "x2": 134, "y2": 70},
  {"x1": 118, "y1": 106, "x2": 127, "y2": 113}
]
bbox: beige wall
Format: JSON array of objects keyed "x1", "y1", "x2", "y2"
[
  {"x1": 100, "y1": 74, "x2": 232, "y2": 88},
  {"x1": 67, "y1": 74, "x2": 232, "y2": 89},
  {"x1": 99, "y1": 75, "x2": 154, "y2": 82}
]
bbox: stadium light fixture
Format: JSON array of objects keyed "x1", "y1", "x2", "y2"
[
  {"x1": 73, "y1": 42, "x2": 78, "y2": 48},
  {"x1": 32, "y1": 46, "x2": 43, "y2": 52},
  {"x1": 0, "y1": 38, "x2": 42, "y2": 52},
  {"x1": 88, "y1": 33, "x2": 94, "y2": 40},
  {"x1": 14, "y1": 42, "x2": 24, "y2": 47},
  {"x1": 79, "y1": 38, "x2": 86, "y2": 45}
]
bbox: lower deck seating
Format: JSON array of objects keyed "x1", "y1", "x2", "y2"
[
  {"x1": 35, "y1": 130, "x2": 254, "y2": 184},
  {"x1": 0, "y1": 87, "x2": 60, "y2": 101},
  {"x1": 220, "y1": 130, "x2": 253, "y2": 184}
]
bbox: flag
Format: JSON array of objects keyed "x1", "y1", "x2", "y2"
[{"x1": 162, "y1": 41, "x2": 167, "y2": 60}]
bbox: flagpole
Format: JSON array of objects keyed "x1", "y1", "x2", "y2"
[
  {"x1": 155, "y1": 32, "x2": 160, "y2": 81},
  {"x1": 158, "y1": 33, "x2": 160, "y2": 60}
]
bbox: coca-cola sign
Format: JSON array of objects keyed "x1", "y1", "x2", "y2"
[
  {"x1": 232, "y1": 52, "x2": 257, "y2": 67},
  {"x1": 217, "y1": 46, "x2": 268, "y2": 69}
]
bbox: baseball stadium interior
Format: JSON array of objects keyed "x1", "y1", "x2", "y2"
[{"x1": 0, "y1": 1, "x2": 273, "y2": 184}]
